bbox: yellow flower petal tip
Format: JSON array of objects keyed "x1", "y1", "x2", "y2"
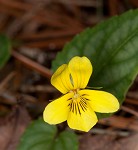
[{"x1": 43, "y1": 56, "x2": 120, "y2": 132}]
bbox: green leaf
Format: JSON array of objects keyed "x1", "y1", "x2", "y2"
[
  {"x1": 52, "y1": 131, "x2": 78, "y2": 150},
  {"x1": 52, "y1": 10, "x2": 138, "y2": 118},
  {"x1": 0, "y1": 35, "x2": 11, "y2": 69},
  {"x1": 17, "y1": 119, "x2": 78, "y2": 150}
]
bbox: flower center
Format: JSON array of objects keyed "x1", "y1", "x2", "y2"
[
  {"x1": 68, "y1": 89, "x2": 89, "y2": 115},
  {"x1": 70, "y1": 89, "x2": 80, "y2": 102}
]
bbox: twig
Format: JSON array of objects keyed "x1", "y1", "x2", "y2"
[
  {"x1": 99, "y1": 116, "x2": 138, "y2": 131},
  {"x1": 121, "y1": 106, "x2": 138, "y2": 117},
  {"x1": 90, "y1": 128, "x2": 130, "y2": 137},
  {"x1": 12, "y1": 51, "x2": 52, "y2": 79},
  {"x1": 0, "y1": 92, "x2": 17, "y2": 105},
  {"x1": 0, "y1": 91, "x2": 38, "y2": 105},
  {"x1": 125, "y1": 98, "x2": 138, "y2": 106},
  {"x1": 20, "y1": 85, "x2": 56, "y2": 93},
  {"x1": 127, "y1": 91, "x2": 138, "y2": 99},
  {"x1": 0, "y1": 72, "x2": 16, "y2": 92}
]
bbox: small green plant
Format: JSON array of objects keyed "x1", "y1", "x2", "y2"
[{"x1": 18, "y1": 10, "x2": 138, "y2": 150}]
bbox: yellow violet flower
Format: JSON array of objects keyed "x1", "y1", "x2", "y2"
[{"x1": 43, "y1": 56, "x2": 119, "y2": 132}]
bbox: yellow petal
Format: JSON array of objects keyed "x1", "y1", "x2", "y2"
[
  {"x1": 79, "y1": 90, "x2": 120, "y2": 113},
  {"x1": 67, "y1": 103, "x2": 98, "y2": 132},
  {"x1": 68, "y1": 56, "x2": 92, "y2": 89},
  {"x1": 43, "y1": 92, "x2": 73, "y2": 124},
  {"x1": 51, "y1": 64, "x2": 73, "y2": 94}
]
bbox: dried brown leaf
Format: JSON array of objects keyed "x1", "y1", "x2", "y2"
[{"x1": 0, "y1": 106, "x2": 31, "y2": 150}]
